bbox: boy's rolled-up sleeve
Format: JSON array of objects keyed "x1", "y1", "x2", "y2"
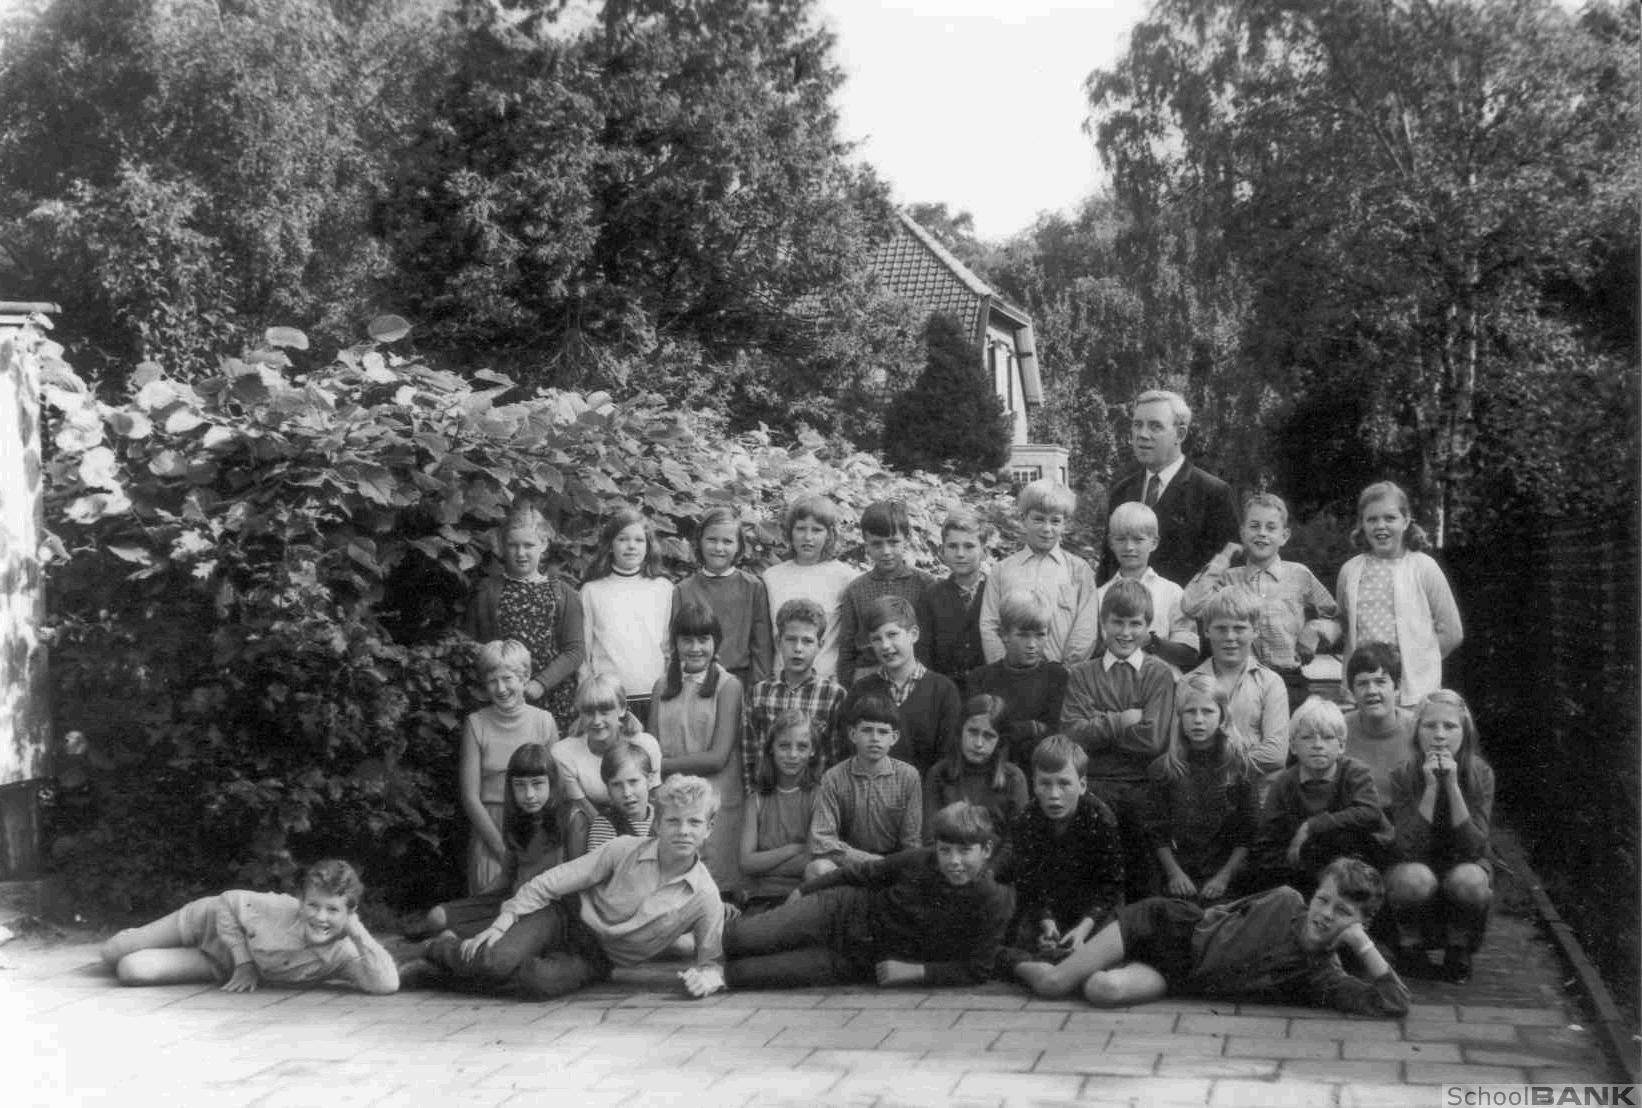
[
  {"x1": 336, "y1": 926, "x2": 399, "y2": 995},
  {"x1": 214, "y1": 891, "x2": 258, "y2": 967},
  {"x1": 689, "y1": 890, "x2": 725, "y2": 970},
  {"x1": 1308, "y1": 956, "x2": 1411, "y2": 1017},
  {"x1": 501, "y1": 840, "x2": 619, "y2": 919}
]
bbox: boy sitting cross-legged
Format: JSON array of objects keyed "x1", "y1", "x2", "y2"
[
  {"x1": 840, "y1": 596, "x2": 962, "y2": 776},
  {"x1": 411, "y1": 775, "x2": 727, "y2": 1000},
  {"x1": 966, "y1": 588, "x2": 1070, "y2": 777},
  {"x1": 979, "y1": 479, "x2": 1101, "y2": 666},
  {"x1": 1012, "y1": 856, "x2": 1410, "y2": 1017},
  {"x1": 806, "y1": 692, "x2": 924, "y2": 880},
  {"x1": 1253, "y1": 697, "x2": 1393, "y2": 894},
  {"x1": 1182, "y1": 492, "x2": 1340, "y2": 711},
  {"x1": 994, "y1": 736, "x2": 1124, "y2": 968},
  {"x1": 704, "y1": 801, "x2": 1015, "y2": 991},
  {"x1": 1060, "y1": 578, "x2": 1177, "y2": 898},
  {"x1": 836, "y1": 499, "x2": 934, "y2": 687},
  {"x1": 744, "y1": 598, "x2": 848, "y2": 777},
  {"x1": 915, "y1": 508, "x2": 992, "y2": 696},
  {"x1": 1341, "y1": 642, "x2": 1416, "y2": 803},
  {"x1": 1096, "y1": 501, "x2": 1200, "y2": 671},
  {"x1": 1189, "y1": 588, "x2": 1290, "y2": 774}
]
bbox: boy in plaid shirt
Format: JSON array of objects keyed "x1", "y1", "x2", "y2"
[{"x1": 745, "y1": 598, "x2": 848, "y2": 777}]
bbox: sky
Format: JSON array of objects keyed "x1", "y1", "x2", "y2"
[{"x1": 818, "y1": 0, "x2": 1153, "y2": 242}]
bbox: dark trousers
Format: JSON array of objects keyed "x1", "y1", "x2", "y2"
[
  {"x1": 723, "y1": 886, "x2": 873, "y2": 989},
  {"x1": 1088, "y1": 778, "x2": 1151, "y2": 902},
  {"x1": 428, "y1": 896, "x2": 613, "y2": 1000}
]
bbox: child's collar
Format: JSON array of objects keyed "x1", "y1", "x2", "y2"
[
  {"x1": 780, "y1": 664, "x2": 816, "y2": 686},
  {"x1": 1298, "y1": 762, "x2": 1341, "y2": 784}
]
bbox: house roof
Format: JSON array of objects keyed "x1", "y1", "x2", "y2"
[{"x1": 872, "y1": 212, "x2": 1043, "y2": 405}]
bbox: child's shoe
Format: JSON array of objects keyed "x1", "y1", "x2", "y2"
[
  {"x1": 1395, "y1": 946, "x2": 1440, "y2": 980},
  {"x1": 1441, "y1": 945, "x2": 1473, "y2": 983},
  {"x1": 395, "y1": 957, "x2": 440, "y2": 990}
]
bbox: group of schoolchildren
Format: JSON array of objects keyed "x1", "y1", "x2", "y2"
[{"x1": 102, "y1": 470, "x2": 1486, "y2": 1022}]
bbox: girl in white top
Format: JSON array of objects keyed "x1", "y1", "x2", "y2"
[
  {"x1": 580, "y1": 506, "x2": 674, "y2": 716},
  {"x1": 761, "y1": 493, "x2": 858, "y2": 681},
  {"x1": 1335, "y1": 482, "x2": 1464, "y2": 706},
  {"x1": 551, "y1": 674, "x2": 664, "y2": 845}
]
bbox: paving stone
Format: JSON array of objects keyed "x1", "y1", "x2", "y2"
[
  {"x1": 953, "y1": 1009, "x2": 1069, "y2": 1031},
  {"x1": 1103, "y1": 1033, "x2": 1226, "y2": 1057},
  {"x1": 635, "y1": 1005, "x2": 751, "y2": 1027},
  {"x1": 1459, "y1": 1004, "x2": 1571, "y2": 1025},
  {"x1": 951, "y1": 1071, "x2": 1084, "y2": 1100},
  {"x1": 1530, "y1": 1065, "x2": 1624, "y2": 1083},
  {"x1": 1061, "y1": 1011, "x2": 1179, "y2": 1035},
  {"x1": 802, "y1": 1049, "x2": 928, "y2": 1071},
  {"x1": 993, "y1": 1031, "x2": 1115, "y2": 1054},
  {"x1": 662, "y1": 1026, "x2": 779, "y2": 1050},
  {"x1": 679, "y1": 1045, "x2": 811, "y2": 1069},
  {"x1": 1222, "y1": 1035, "x2": 1341, "y2": 1060},
  {"x1": 1402, "y1": 1020, "x2": 1521, "y2": 1043},
  {"x1": 1404, "y1": 1062, "x2": 1531, "y2": 1084},
  {"x1": 1467, "y1": 1043, "x2": 1607, "y2": 1068},
  {"x1": 1209, "y1": 1079, "x2": 1340, "y2": 1107},
  {"x1": 817, "y1": 991, "x2": 933, "y2": 1008},
  {"x1": 826, "y1": 1072, "x2": 964, "y2": 1105},
  {"x1": 768, "y1": 1025, "x2": 891, "y2": 1050},
  {"x1": 1151, "y1": 1057, "x2": 1279, "y2": 1079},
  {"x1": 708, "y1": 1068, "x2": 845, "y2": 1100},
  {"x1": 919, "y1": 993, "x2": 1029, "y2": 1010},
  {"x1": 1079, "y1": 1076, "x2": 1214, "y2": 1105},
  {"x1": 1281, "y1": 1059, "x2": 1403, "y2": 1082},
  {"x1": 915, "y1": 1050, "x2": 1042, "y2": 1074},
  {"x1": 750, "y1": 1007, "x2": 861, "y2": 1029},
  {"x1": 843, "y1": 1007, "x2": 962, "y2": 1029},
  {"x1": 1343, "y1": 1040, "x2": 1462, "y2": 1062},
  {"x1": 1174, "y1": 1014, "x2": 1289, "y2": 1038},
  {"x1": 1339, "y1": 1085, "x2": 1429, "y2": 1108},
  {"x1": 881, "y1": 1027, "x2": 996, "y2": 1052},
  {"x1": 710, "y1": 991, "x2": 824, "y2": 1008},
  {"x1": 1230, "y1": 1003, "x2": 1321, "y2": 1019},
  {"x1": 1032, "y1": 1049, "x2": 1158, "y2": 1077},
  {"x1": 1281, "y1": 1017, "x2": 1403, "y2": 1040}
]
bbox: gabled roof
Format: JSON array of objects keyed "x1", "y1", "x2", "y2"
[{"x1": 871, "y1": 212, "x2": 1044, "y2": 405}]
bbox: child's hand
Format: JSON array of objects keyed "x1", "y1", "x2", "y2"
[
  {"x1": 1117, "y1": 708, "x2": 1144, "y2": 730},
  {"x1": 1285, "y1": 824, "x2": 1310, "y2": 867},
  {"x1": 1329, "y1": 921, "x2": 1373, "y2": 957},
  {"x1": 679, "y1": 966, "x2": 725, "y2": 998},
  {"x1": 460, "y1": 926, "x2": 504, "y2": 963},
  {"x1": 222, "y1": 963, "x2": 260, "y2": 993},
  {"x1": 1199, "y1": 874, "x2": 1230, "y2": 901},
  {"x1": 1064, "y1": 918, "x2": 1096, "y2": 950},
  {"x1": 1211, "y1": 541, "x2": 1242, "y2": 571},
  {"x1": 524, "y1": 679, "x2": 546, "y2": 702},
  {"x1": 1166, "y1": 872, "x2": 1197, "y2": 898},
  {"x1": 784, "y1": 887, "x2": 805, "y2": 907},
  {"x1": 874, "y1": 960, "x2": 925, "y2": 987}
]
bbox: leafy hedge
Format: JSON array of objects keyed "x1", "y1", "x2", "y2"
[{"x1": 34, "y1": 321, "x2": 1011, "y2": 915}]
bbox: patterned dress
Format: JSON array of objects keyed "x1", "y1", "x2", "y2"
[{"x1": 498, "y1": 575, "x2": 578, "y2": 730}]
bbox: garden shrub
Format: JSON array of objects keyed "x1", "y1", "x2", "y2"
[{"x1": 33, "y1": 322, "x2": 1009, "y2": 915}]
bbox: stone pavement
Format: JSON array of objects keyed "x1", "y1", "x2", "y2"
[{"x1": 7, "y1": 888, "x2": 1626, "y2": 1108}]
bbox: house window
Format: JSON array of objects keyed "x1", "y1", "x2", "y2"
[{"x1": 1011, "y1": 465, "x2": 1042, "y2": 487}]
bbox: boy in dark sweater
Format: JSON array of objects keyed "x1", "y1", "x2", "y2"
[
  {"x1": 997, "y1": 736, "x2": 1124, "y2": 964},
  {"x1": 836, "y1": 500, "x2": 934, "y2": 687},
  {"x1": 840, "y1": 596, "x2": 962, "y2": 775},
  {"x1": 1254, "y1": 697, "x2": 1393, "y2": 893},
  {"x1": 1012, "y1": 856, "x2": 1409, "y2": 1017},
  {"x1": 713, "y1": 802, "x2": 1015, "y2": 989},
  {"x1": 915, "y1": 509, "x2": 990, "y2": 696},
  {"x1": 967, "y1": 588, "x2": 1069, "y2": 775}
]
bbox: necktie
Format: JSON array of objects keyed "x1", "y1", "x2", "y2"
[{"x1": 1144, "y1": 474, "x2": 1161, "y2": 507}]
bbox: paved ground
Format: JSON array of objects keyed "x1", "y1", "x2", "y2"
[{"x1": 7, "y1": 872, "x2": 1626, "y2": 1108}]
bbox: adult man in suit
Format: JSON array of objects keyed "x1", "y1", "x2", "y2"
[{"x1": 1099, "y1": 389, "x2": 1239, "y2": 587}]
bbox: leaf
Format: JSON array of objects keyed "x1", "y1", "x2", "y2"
[
  {"x1": 164, "y1": 408, "x2": 204, "y2": 434},
  {"x1": 109, "y1": 410, "x2": 153, "y2": 439},
  {"x1": 367, "y1": 315, "x2": 411, "y2": 343},
  {"x1": 264, "y1": 327, "x2": 309, "y2": 350},
  {"x1": 135, "y1": 380, "x2": 176, "y2": 410},
  {"x1": 131, "y1": 362, "x2": 164, "y2": 387},
  {"x1": 105, "y1": 543, "x2": 153, "y2": 565},
  {"x1": 77, "y1": 446, "x2": 120, "y2": 489}
]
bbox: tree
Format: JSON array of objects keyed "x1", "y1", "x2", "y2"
[
  {"x1": 883, "y1": 312, "x2": 1009, "y2": 478},
  {"x1": 377, "y1": 0, "x2": 903, "y2": 424},
  {"x1": 1086, "y1": 0, "x2": 1640, "y2": 543},
  {"x1": 0, "y1": 0, "x2": 442, "y2": 378}
]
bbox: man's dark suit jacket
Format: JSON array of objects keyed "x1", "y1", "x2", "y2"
[{"x1": 1100, "y1": 458, "x2": 1240, "y2": 587}]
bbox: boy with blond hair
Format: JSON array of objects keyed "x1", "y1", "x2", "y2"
[
  {"x1": 1096, "y1": 501, "x2": 1200, "y2": 671},
  {"x1": 1254, "y1": 698, "x2": 1392, "y2": 893},
  {"x1": 916, "y1": 508, "x2": 991, "y2": 694},
  {"x1": 1190, "y1": 589, "x2": 1290, "y2": 774},
  {"x1": 979, "y1": 479, "x2": 1101, "y2": 667},
  {"x1": 1182, "y1": 492, "x2": 1339, "y2": 710}
]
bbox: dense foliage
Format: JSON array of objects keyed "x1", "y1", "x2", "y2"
[
  {"x1": 33, "y1": 322, "x2": 1009, "y2": 914},
  {"x1": 883, "y1": 312, "x2": 1009, "y2": 479}
]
